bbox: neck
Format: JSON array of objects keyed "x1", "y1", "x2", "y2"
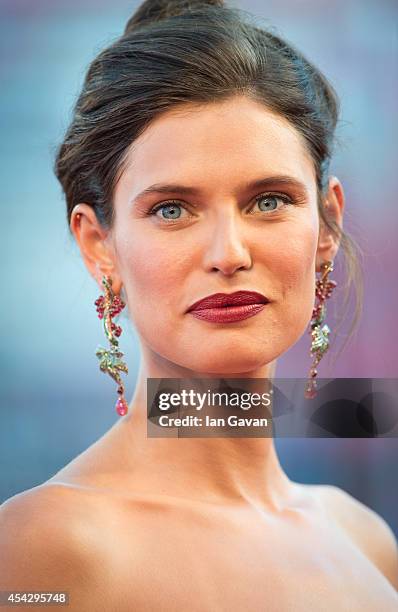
[{"x1": 119, "y1": 344, "x2": 295, "y2": 511}]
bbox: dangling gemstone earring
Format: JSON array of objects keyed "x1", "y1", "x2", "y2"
[
  {"x1": 94, "y1": 275, "x2": 129, "y2": 416},
  {"x1": 305, "y1": 260, "x2": 337, "y2": 399}
]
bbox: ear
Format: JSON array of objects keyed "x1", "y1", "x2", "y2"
[
  {"x1": 70, "y1": 204, "x2": 123, "y2": 294},
  {"x1": 316, "y1": 175, "x2": 345, "y2": 272}
]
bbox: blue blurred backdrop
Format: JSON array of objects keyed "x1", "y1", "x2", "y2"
[{"x1": 1, "y1": 0, "x2": 397, "y2": 534}]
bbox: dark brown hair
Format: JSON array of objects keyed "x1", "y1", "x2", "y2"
[{"x1": 54, "y1": 0, "x2": 363, "y2": 357}]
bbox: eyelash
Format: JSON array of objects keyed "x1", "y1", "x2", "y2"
[{"x1": 148, "y1": 192, "x2": 296, "y2": 222}]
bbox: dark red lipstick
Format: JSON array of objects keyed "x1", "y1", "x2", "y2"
[{"x1": 186, "y1": 290, "x2": 269, "y2": 323}]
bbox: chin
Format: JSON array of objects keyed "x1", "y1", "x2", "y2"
[{"x1": 173, "y1": 351, "x2": 276, "y2": 376}]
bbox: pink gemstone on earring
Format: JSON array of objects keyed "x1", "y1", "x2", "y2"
[
  {"x1": 116, "y1": 397, "x2": 128, "y2": 416},
  {"x1": 305, "y1": 386, "x2": 317, "y2": 399}
]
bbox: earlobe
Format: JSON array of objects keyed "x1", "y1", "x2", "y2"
[
  {"x1": 70, "y1": 203, "x2": 123, "y2": 293},
  {"x1": 315, "y1": 176, "x2": 345, "y2": 271}
]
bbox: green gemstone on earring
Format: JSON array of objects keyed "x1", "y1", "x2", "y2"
[{"x1": 310, "y1": 323, "x2": 330, "y2": 354}]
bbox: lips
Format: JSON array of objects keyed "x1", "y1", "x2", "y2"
[{"x1": 187, "y1": 290, "x2": 269, "y2": 312}]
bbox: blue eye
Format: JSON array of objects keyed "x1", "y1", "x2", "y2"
[
  {"x1": 254, "y1": 194, "x2": 292, "y2": 212},
  {"x1": 151, "y1": 201, "x2": 184, "y2": 220}
]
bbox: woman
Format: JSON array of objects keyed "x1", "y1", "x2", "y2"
[{"x1": 1, "y1": 0, "x2": 397, "y2": 610}]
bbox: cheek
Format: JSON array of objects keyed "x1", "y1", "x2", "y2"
[
  {"x1": 271, "y1": 220, "x2": 318, "y2": 331},
  {"x1": 116, "y1": 229, "x2": 190, "y2": 331}
]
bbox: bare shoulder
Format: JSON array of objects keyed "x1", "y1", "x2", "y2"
[
  {"x1": 0, "y1": 484, "x2": 118, "y2": 610},
  {"x1": 314, "y1": 484, "x2": 398, "y2": 591}
]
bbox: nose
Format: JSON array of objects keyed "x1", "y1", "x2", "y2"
[{"x1": 203, "y1": 212, "x2": 252, "y2": 276}]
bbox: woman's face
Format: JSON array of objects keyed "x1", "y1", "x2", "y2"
[{"x1": 110, "y1": 95, "x2": 321, "y2": 374}]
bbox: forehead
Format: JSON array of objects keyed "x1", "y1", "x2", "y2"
[{"x1": 117, "y1": 95, "x2": 316, "y2": 195}]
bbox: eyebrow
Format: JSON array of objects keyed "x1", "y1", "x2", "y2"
[{"x1": 131, "y1": 175, "x2": 309, "y2": 204}]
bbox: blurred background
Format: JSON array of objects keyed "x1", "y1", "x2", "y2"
[{"x1": 1, "y1": 0, "x2": 397, "y2": 534}]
